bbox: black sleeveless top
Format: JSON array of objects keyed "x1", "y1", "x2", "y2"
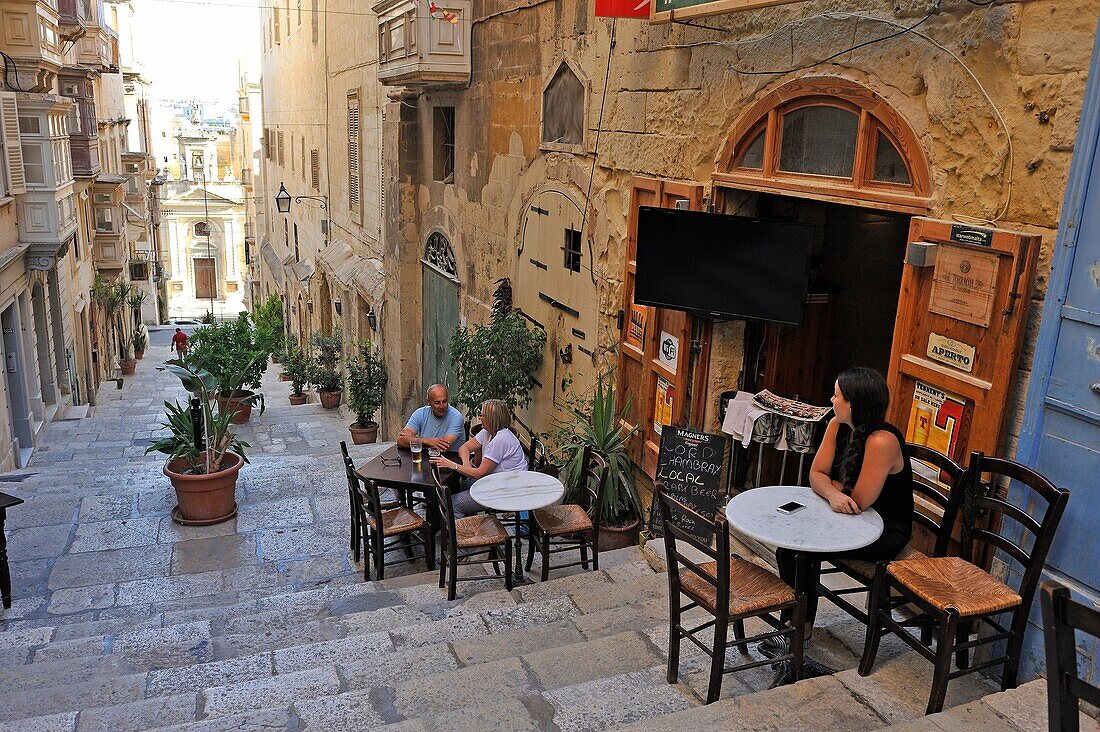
[{"x1": 834, "y1": 422, "x2": 913, "y2": 553}]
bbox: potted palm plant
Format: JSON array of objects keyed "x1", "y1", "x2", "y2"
[
  {"x1": 132, "y1": 329, "x2": 147, "y2": 360},
  {"x1": 310, "y1": 328, "x2": 344, "y2": 409},
  {"x1": 550, "y1": 371, "x2": 643, "y2": 551},
  {"x1": 283, "y1": 344, "x2": 310, "y2": 405},
  {"x1": 346, "y1": 340, "x2": 387, "y2": 443},
  {"x1": 146, "y1": 359, "x2": 260, "y2": 525}
]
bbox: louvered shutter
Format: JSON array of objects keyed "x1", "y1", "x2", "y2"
[
  {"x1": 0, "y1": 93, "x2": 26, "y2": 195},
  {"x1": 277, "y1": 131, "x2": 284, "y2": 166},
  {"x1": 347, "y1": 94, "x2": 360, "y2": 214},
  {"x1": 310, "y1": 149, "x2": 319, "y2": 190}
]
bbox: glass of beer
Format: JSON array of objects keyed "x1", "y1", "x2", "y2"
[
  {"x1": 428, "y1": 446, "x2": 441, "y2": 460},
  {"x1": 410, "y1": 438, "x2": 423, "y2": 463}
]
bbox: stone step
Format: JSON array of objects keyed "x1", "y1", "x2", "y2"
[
  {"x1": 0, "y1": 559, "x2": 667, "y2": 726},
  {"x1": 881, "y1": 679, "x2": 1088, "y2": 732}
]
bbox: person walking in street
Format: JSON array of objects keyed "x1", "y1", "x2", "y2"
[{"x1": 171, "y1": 328, "x2": 189, "y2": 360}]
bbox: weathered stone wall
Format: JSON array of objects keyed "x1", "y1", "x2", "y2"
[{"x1": 391, "y1": 0, "x2": 1098, "y2": 455}]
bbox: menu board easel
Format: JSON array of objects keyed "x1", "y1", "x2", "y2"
[{"x1": 648, "y1": 427, "x2": 727, "y2": 545}]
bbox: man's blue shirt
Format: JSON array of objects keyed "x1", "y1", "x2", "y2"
[{"x1": 405, "y1": 405, "x2": 464, "y2": 442}]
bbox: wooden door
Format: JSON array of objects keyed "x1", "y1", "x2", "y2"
[
  {"x1": 194, "y1": 258, "x2": 216, "y2": 300},
  {"x1": 422, "y1": 266, "x2": 459, "y2": 393},
  {"x1": 617, "y1": 177, "x2": 709, "y2": 477}
]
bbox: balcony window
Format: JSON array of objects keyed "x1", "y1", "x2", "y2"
[
  {"x1": 19, "y1": 117, "x2": 41, "y2": 135},
  {"x1": 22, "y1": 144, "x2": 45, "y2": 185},
  {"x1": 95, "y1": 206, "x2": 113, "y2": 232}
]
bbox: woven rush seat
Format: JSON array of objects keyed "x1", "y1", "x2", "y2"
[
  {"x1": 455, "y1": 514, "x2": 509, "y2": 549},
  {"x1": 887, "y1": 556, "x2": 1022, "y2": 617},
  {"x1": 681, "y1": 559, "x2": 795, "y2": 615},
  {"x1": 837, "y1": 544, "x2": 926, "y2": 580},
  {"x1": 532, "y1": 504, "x2": 593, "y2": 536},
  {"x1": 365, "y1": 506, "x2": 425, "y2": 537}
]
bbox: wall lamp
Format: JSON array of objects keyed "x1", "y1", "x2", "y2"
[
  {"x1": 275, "y1": 182, "x2": 327, "y2": 213},
  {"x1": 306, "y1": 299, "x2": 314, "y2": 314},
  {"x1": 334, "y1": 298, "x2": 342, "y2": 316},
  {"x1": 367, "y1": 306, "x2": 377, "y2": 331}
]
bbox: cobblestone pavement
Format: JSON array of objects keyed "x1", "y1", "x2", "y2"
[{"x1": 1, "y1": 327, "x2": 388, "y2": 625}]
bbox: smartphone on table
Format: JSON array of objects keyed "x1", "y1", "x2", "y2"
[{"x1": 777, "y1": 501, "x2": 806, "y2": 515}]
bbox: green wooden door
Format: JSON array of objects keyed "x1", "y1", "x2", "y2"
[{"x1": 422, "y1": 266, "x2": 459, "y2": 392}]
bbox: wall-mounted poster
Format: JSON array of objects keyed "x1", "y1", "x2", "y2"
[
  {"x1": 658, "y1": 331, "x2": 678, "y2": 373},
  {"x1": 654, "y1": 375, "x2": 674, "y2": 435},
  {"x1": 928, "y1": 245, "x2": 1000, "y2": 327},
  {"x1": 905, "y1": 380, "x2": 966, "y2": 460}
]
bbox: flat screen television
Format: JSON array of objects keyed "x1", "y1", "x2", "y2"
[{"x1": 634, "y1": 207, "x2": 814, "y2": 326}]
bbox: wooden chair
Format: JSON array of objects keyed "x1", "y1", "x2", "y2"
[
  {"x1": 431, "y1": 465, "x2": 512, "y2": 601},
  {"x1": 859, "y1": 451, "x2": 1070, "y2": 715},
  {"x1": 525, "y1": 446, "x2": 607, "y2": 581},
  {"x1": 351, "y1": 457, "x2": 435, "y2": 581},
  {"x1": 339, "y1": 441, "x2": 399, "y2": 563},
  {"x1": 1041, "y1": 581, "x2": 1100, "y2": 732},
  {"x1": 657, "y1": 485, "x2": 804, "y2": 704},
  {"x1": 818, "y1": 444, "x2": 965, "y2": 624}
]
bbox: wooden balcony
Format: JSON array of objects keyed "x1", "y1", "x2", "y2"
[{"x1": 374, "y1": 0, "x2": 470, "y2": 88}]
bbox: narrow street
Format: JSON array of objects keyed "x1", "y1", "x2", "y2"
[{"x1": 2, "y1": 327, "x2": 385, "y2": 628}]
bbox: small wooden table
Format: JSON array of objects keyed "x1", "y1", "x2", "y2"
[
  {"x1": 0, "y1": 491, "x2": 25, "y2": 609},
  {"x1": 355, "y1": 445, "x2": 457, "y2": 530},
  {"x1": 470, "y1": 471, "x2": 565, "y2": 582}
]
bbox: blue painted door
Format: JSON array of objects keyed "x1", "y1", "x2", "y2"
[{"x1": 1014, "y1": 18, "x2": 1100, "y2": 684}]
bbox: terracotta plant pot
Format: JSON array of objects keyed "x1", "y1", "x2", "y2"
[
  {"x1": 319, "y1": 389, "x2": 342, "y2": 409},
  {"x1": 289, "y1": 392, "x2": 308, "y2": 406},
  {"x1": 271, "y1": 354, "x2": 281, "y2": 364},
  {"x1": 279, "y1": 373, "x2": 291, "y2": 382},
  {"x1": 349, "y1": 421, "x2": 379, "y2": 445},
  {"x1": 164, "y1": 451, "x2": 242, "y2": 525},
  {"x1": 135, "y1": 350, "x2": 145, "y2": 360},
  {"x1": 597, "y1": 519, "x2": 640, "y2": 552},
  {"x1": 120, "y1": 359, "x2": 137, "y2": 375},
  {"x1": 216, "y1": 390, "x2": 254, "y2": 424}
]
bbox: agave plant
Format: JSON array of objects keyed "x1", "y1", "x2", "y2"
[
  {"x1": 145, "y1": 358, "x2": 261, "y2": 474},
  {"x1": 551, "y1": 370, "x2": 642, "y2": 528}
]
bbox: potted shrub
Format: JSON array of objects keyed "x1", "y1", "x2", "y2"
[
  {"x1": 346, "y1": 340, "x2": 387, "y2": 443},
  {"x1": 146, "y1": 359, "x2": 260, "y2": 525},
  {"x1": 448, "y1": 288, "x2": 545, "y2": 414},
  {"x1": 252, "y1": 294, "x2": 285, "y2": 363},
  {"x1": 283, "y1": 344, "x2": 310, "y2": 405},
  {"x1": 550, "y1": 371, "x2": 643, "y2": 551},
  {"x1": 278, "y1": 335, "x2": 298, "y2": 380},
  {"x1": 188, "y1": 314, "x2": 268, "y2": 424},
  {"x1": 310, "y1": 328, "x2": 344, "y2": 409},
  {"x1": 132, "y1": 329, "x2": 147, "y2": 360}
]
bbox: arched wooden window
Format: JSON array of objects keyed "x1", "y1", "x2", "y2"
[{"x1": 715, "y1": 78, "x2": 931, "y2": 213}]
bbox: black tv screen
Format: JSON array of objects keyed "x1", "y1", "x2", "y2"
[{"x1": 634, "y1": 207, "x2": 814, "y2": 325}]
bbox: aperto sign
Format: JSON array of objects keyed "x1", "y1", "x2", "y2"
[{"x1": 651, "y1": 0, "x2": 801, "y2": 23}]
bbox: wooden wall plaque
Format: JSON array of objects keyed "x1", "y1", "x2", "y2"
[{"x1": 928, "y1": 245, "x2": 1000, "y2": 327}]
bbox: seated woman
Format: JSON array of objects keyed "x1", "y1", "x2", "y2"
[
  {"x1": 776, "y1": 366, "x2": 913, "y2": 636},
  {"x1": 429, "y1": 399, "x2": 527, "y2": 518}
]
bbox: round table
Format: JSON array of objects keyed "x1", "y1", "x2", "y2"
[
  {"x1": 724, "y1": 485, "x2": 883, "y2": 553},
  {"x1": 471, "y1": 471, "x2": 565, "y2": 581}
]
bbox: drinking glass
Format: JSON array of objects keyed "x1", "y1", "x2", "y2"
[
  {"x1": 410, "y1": 438, "x2": 423, "y2": 463},
  {"x1": 428, "y1": 447, "x2": 441, "y2": 460}
]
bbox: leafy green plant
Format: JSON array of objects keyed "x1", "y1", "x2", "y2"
[
  {"x1": 279, "y1": 333, "x2": 299, "y2": 362},
  {"x1": 94, "y1": 276, "x2": 133, "y2": 363},
  {"x1": 282, "y1": 344, "x2": 310, "y2": 396},
  {"x1": 188, "y1": 313, "x2": 268, "y2": 395},
  {"x1": 252, "y1": 294, "x2": 285, "y2": 357},
  {"x1": 449, "y1": 310, "x2": 545, "y2": 413},
  {"x1": 132, "y1": 329, "x2": 147, "y2": 354},
  {"x1": 146, "y1": 358, "x2": 262, "y2": 474},
  {"x1": 200, "y1": 311, "x2": 217, "y2": 325},
  {"x1": 309, "y1": 328, "x2": 344, "y2": 392},
  {"x1": 346, "y1": 340, "x2": 387, "y2": 427},
  {"x1": 127, "y1": 290, "x2": 147, "y2": 332},
  {"x1": 549, "y1": 371, "x2": 642, "y2": 528}
]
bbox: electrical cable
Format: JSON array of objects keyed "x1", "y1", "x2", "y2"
[
  {"x1": 1, "y1": 51, "x2": 29, "y2": 93},
  {"x1": 579, "y1": 19, "x2": 616, "y2": 289}
]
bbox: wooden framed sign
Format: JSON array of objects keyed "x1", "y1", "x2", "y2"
[{"x1": 928, "y1": 245, "x2": 1000, "y2": 327}]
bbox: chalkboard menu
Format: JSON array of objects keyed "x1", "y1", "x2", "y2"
[{"x1": 648, "y1": 427, "x2": 727, "y2": 544}]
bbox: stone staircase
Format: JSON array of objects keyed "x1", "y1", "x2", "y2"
[{"x1": 0, "y1": 445, "x2": 1072, "y2": 731}]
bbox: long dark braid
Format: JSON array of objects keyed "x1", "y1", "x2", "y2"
[{"x1": 833, "y1": 367, "x2": 890, "y2": 491}]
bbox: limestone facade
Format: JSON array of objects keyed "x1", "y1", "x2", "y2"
[{"x1": 256, "y1": 0, "x2": 1099, "y2": 453}]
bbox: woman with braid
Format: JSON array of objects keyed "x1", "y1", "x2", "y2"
[{"x1": 775, "y1": 366, "x2": 913, "y2": 636}]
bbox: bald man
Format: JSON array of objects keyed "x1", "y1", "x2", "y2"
[{"x1": 397, "y1": 384, "x2": 465, "y2": 451}]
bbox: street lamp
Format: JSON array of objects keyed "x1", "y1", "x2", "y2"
[
  {"x1": 275, "y1": 182, "x2": 327, "y2": 213},
  {"x1": 366, "y1": 306, "x2": 377, "y2": 332},
  {"x1": 333, "y1": 298, "x2": 342, "y2": 316}
]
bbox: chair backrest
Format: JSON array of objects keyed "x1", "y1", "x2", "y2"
[
  {"x1": 527, "y1": 434, "x2": 546, "y2": 472},
  {"x1": 906, "y1": 443, "x2": 965, "y2": 557},
  {"x1": 339, "y1": 440, "x2": 350, "y2": 461},
  {"x1": 569, "y1": 446, "x2": 610, "y2": 528},
  {"x1": 1041, "y1": 581, "x2": 1100, "y2": 731},
  {"x1": 656, "y1": 483, "x2": 730, "y2": 616},
  {"x1": 951, "y1": 451, "x2": 1069, "y2": 604},
  {"x1": 355, "y1": 470, "x2": 387, "y2": 528},
  {"x1": 430, "y1": 464, "x2": 458, "y2": 548}
]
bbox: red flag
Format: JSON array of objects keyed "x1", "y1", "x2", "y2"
[{"x1": 595, "y1": 0, "x2": 649, "y2": 18}]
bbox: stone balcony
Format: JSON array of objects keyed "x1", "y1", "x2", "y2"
[{"x1": 374, "y1": 0, "x2": 470, "y2": 89}]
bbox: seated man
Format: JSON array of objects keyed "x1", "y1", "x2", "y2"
[{"x1": 397, "y1": 384, "x2": 465, "y2": 451}]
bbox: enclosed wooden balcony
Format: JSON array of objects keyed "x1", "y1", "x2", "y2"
[{"x1": 374, "y1": 0, "x2": 470, "y2": 88}]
